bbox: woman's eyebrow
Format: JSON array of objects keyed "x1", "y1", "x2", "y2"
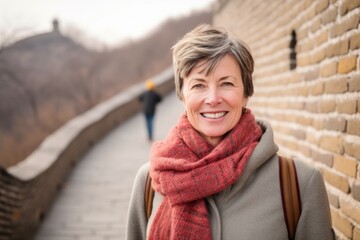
[
  {"x1": 189, "y1": 78, "x2": 207, "y2": 82},
  {"x1": 218, "y1": 76, "x2": 237, "y2": 81}
]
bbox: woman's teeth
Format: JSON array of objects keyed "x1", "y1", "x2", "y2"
[{"x1": 202, "y1": 112, "x2": 226, "y2": 119}]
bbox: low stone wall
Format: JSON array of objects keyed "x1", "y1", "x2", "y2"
[{"x1": 0, "y1": 67, "x2": 174, "y2": 240}]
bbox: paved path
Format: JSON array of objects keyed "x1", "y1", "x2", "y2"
[{"x1": 34, "y1": 92, "x2": 183, "y2": 240}]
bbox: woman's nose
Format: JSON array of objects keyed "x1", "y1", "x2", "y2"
[{"x1": 204, "y1": 88, "x2": 222, "y2": 106}]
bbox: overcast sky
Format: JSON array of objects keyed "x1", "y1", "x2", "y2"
[{"x1": 0, "y1": 0, "x2": 214, "y2": 47}]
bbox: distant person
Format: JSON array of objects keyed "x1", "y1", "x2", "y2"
[
  {"x1": 139, "y1": 79, "x2": 162, "y2": 141},
  {"x1": 126, "y1": 24, "x2": 334, "y2": 240}
]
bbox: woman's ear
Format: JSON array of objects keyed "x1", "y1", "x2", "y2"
[
  {"x1": 243, "y1": 97, "x2": 249, "y2": 107},
  {"x1": 180, "y1": 94, "x2": 188, "y2": 112},
  {"x1": 179, "y1": 90, "x2": 185, "y2": 102},
  {"x1": 181, "y1": 97, "x2": 186, "y2": 108}
]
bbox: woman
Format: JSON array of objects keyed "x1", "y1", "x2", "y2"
[{"x1": 126, "y1": 24, "x2": 334, "y2": 240}]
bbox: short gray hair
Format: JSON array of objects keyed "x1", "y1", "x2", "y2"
[{"x1": 172, "y1": 24, "x2": 254, "y2": 100}]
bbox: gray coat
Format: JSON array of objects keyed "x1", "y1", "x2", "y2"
[{"x1": 126, "y1": 120, "x2": 334, "y2": 240}]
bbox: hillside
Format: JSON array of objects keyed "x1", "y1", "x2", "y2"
[{"x1": 0, "y1": 10, "x2": 212, "y2": 167}]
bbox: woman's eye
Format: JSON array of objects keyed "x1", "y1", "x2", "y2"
[
  {"x1": 221, "y1": 82, "x2": 234, "y2": 87},
  {"x1": 192, "y1": 84, "x2": 204, "y2": 89}
]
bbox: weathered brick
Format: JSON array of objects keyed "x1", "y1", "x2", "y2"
[
  {"x1": 350, "y1": 32, "x2": 360, "y2": 50},
  {"x1": 337, "y1": 99, "x2": 357, "y2": 114},
  {"x1": 297, "y1": 115, "x2": 313, "y2": 126},
  {"x1": 331, "y1": 208, "x2": 353, "y2": 239},
  {"x1": 319, "y1": 99, "x2": 336, "y2": 113},
  {"x1": 313, "y1": 118, "x2": 325, "y2": 129},
  {"x1": 309, "y1": 82, "x2": 324, "y2": 95},
  {"x1": 327, "y1": 190, "x2": 340, "y2": 208},
  {"x1": 304, "y1": 2, "x2": 316, "y2": 20},
  {"x1": 333, "y1": 154, "x2": 357, "y2": 177},
  {"x1": 354, "y1": 227, "x2": 360, "y2": 240},
  {"x1": 321, "y1": 7, "x2": 337, "y2": 25},
  {"x1": 306, "y1": 131, "x2": 320, "y2": 145},
  {"x1": 274, "y1": 101, "x2": 288, "y2": 109},
  {"x1": 282, "y1": 138, "x2": 299, "y2": 151},
  {"x1": 326, "y1": 42, "x2": 336, "y2": 58},
  {"x1": 338, "y1": 55, "x2": 357, "y2": 74},
  {"x1": 352, "y1": 181, "x2": 360, "y2": 202},
  {"x1": 344, "y1": 139, "x2": 360, "y2": 159},
  {"x1": 349, "y1": 75, "x2": 360, "y2": 92},
  {"x1": 288, "y1": 101, "x2": 304, "y2": 109},
  {"x1": 316, "y1": 0, "x2": 329, "y2": 13},
  {"x1": 277, "y1": 125, "x2": 292, "y2": 135},
  {"x1": 304, "y1": 67, "x2": 320, "y2": 81},
  {"x1": 313, "y1": 48, "x2": 326, "y2": 64},
  {"x1": 272, "y1": 113, "x2": 285, "y2": 122},
  {"x1": 288, "y1": 73, "x2": 302, "y2": 83},
  {"x1": 341, "y1": 198, "x2": 360, "y2": 223},
  {"x1": 340, "y1": 0, "x2": 360, "y2": 16},
  {"x1": 311, "y1": 148, "x2": 334, "y2": 167},
  {"x1": 302, "y1": 0, "x2": 313, "y2": 10},
  {"x1": 281, "y1": 107, "x2": 295, "y2": 116},
  {"x1": 275, "y1": 135, "x2": 284, "y2": 148},
  {"x1": 330, "y1": 23, "x2": 342, "y2": 39},
  {"x1": 320, "y1": 61, "x2": 337, "y2": 77},
  {"x1": 331, "y1": 13, "x2": 360, "y2": 38},
  {"x1": 286, "y1": 87, "x2": 297, "y2": 96},
  {"x1": 336, "y1": 39, "x2": 350, "y2": 56},
  {"x1": 347, "y1": 119, "x2": 360, "y2": 135},
  {"x1": 295, "y1": 86, "x2": 308, "y2": 96},
  {"x1": 319, "y1": 134, "x2": 343, "y2": 154},
  {"x1": 348, "y1": 13, "x2": 360, "y2": 30},
  {"x1": 310, "y1": 18, "x2": 321, "y2": 33},
  {"x1": 300, "y1": 40, "x2": 314, "y2": 52},
  {"x1": 327, "y1": 39, "x2": 350, "y2": 58},
  {"x1": 306, "y1": 101, "x2": 318, "y2": 112},
  {"x1": 298, "y1": 55, "x2": 311, "y2": 67},
  {"x1": 297, "y1": 27, "x2": 308, "y2": 42},
  {"x1": 324, "y1": 169, "x2": 350, "y2": 193},
  {"x1": 325, "y1": 117, "x2": 346, "y2": 132},
  {"x1": 293, "y1": 128, "x2": 306, "y2": 140},
  {"x1": 324, "y1": 78, "x2": 348, "y2": 93},
  {"x1": 299, "y1": 144, "x2": 311, "y2": 157}
]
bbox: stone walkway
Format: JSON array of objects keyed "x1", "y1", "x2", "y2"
[{"x1": 34, "y1": 92, "x2": 183, "y2": 240}]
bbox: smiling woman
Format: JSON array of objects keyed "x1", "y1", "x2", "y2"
[{"x1": 126, "y1": 24, "x2": 334, "y2": 240}]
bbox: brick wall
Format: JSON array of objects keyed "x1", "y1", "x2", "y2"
[{"x1": 214, "y1": 0, "x2": 359, "y2": 239}]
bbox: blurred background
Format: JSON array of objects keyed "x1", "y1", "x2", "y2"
[
  {"x1": 0, "y1": 0, "x2": 214, "y2": 168},
  {"x1": 1, "y1": 1, "x2": 360, "y2": 240}
]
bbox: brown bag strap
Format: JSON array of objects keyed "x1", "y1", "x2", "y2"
[
  {"x1": 279, "y1": 156, "x2": 302, "y2": 240},
  {"x1": 144, "y1": 173, "x2": 155, "y2": 221}
]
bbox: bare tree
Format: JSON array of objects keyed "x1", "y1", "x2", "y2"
[
  {"x1": 63, "y1": 24, "x2": 107, "y2": 51},
  {"x1": 0, "y1": 28, "x2": 40, "y2": 130}
]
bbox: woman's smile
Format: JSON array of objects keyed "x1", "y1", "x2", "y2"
[{"x1": 201, "y1": 111, "x2": 228, "y2": 119}]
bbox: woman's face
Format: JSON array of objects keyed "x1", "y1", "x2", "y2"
[{"x1": 182, "y1": 54, "x2": 248, "y2": 146}]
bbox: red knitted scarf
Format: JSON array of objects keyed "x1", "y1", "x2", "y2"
[{"x1": 149, "y1": 111, "x2": 262, "y2": 240}]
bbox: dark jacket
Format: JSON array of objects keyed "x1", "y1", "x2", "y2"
[{"x1": 139, "y1": 90, "x2": 162, "y2": 115}]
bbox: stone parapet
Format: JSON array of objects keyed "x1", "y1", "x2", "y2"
[{"x1": 0, "y1": 67, "x2": 174, "y2": 240}]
